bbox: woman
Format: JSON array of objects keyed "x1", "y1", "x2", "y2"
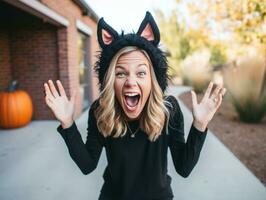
[{"x1": 44, "y1": 12, "x2": 226, "y2": 200}]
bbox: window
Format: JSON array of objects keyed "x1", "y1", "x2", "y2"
[{"x1": 77, "y1": 32, "x2": 91, "y2": 110}]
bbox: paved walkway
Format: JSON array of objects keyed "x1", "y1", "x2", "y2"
[{"x1": 0, "y1": 86, "x2": 265, "y2": 200}]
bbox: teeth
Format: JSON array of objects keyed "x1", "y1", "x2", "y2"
[{"x1": 124, "y1": 93, "x2": 139, "y2": 96}]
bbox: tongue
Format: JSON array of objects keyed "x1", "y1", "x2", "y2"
[{"x1": 125, "y1": 96, "x2": 139, "y2": 107}]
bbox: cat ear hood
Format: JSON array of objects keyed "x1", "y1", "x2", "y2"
[{"x1": 94, "y1": 11, "x2": 169, "y2": 92}]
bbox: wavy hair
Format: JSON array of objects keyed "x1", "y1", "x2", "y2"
[{"x1": 94, "y1": 46, "x2": 170, "y2": 141}]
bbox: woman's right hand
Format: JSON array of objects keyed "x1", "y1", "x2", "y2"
[{"x1": 44, "y1": 80, "x2": 76, "y2": 128}]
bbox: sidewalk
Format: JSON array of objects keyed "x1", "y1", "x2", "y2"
[
  {"x1": 0, "y1": 85, "x2": 265, "y2": 200},
  {"x1": 166, "y1": 85, "x2": 266, "y2": 200}
]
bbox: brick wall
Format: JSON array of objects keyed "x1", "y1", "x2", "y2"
[
  {"x1": 40, "y1": 0, "x2": 100, "y2": 119},
  {"x1": 0, "y1": 31, "x2": 11, "y2": 90},
  {"x1": 10, "y1": 23, "x2": 58, "y2": 119},
  {"x1": 0, "y1": 2, "x2": 59, "y2": 120},
  {"x1": 0, "y1": 0, "x2": 99, "y2": 120}
]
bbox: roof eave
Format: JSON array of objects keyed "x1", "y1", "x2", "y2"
[{"x1": 72, "y1": 0, "x2": 99, "y2": 22}]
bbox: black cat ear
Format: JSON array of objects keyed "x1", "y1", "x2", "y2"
[
  {"x1": 137, "y1": 11, "x2": 160, "y2": 46},
  {"x1": 97, "y1": 18, "x2": 118, "y2": 48}
]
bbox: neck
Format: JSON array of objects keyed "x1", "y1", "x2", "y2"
[{"x1": 124, "y1": 113, "x2": 142, "y2": 122}]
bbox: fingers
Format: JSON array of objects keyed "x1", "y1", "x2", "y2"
[
  {"x1": 210, "y1": 83, "x2": 223, "y2": 100},
  {"x1": 45, "y1": 95, "x2": 54, "y2": 108},
  {"x1": 215, "y1": 93, "x2": 223, "y2": 109},
  {"x1": 56, "y1": 80, "x2": 66, "y2": 97},
  {"x1": 203, "y1": 82, "x2": 214, "y2": 101},
  {"x1": 196, "y1": 81, "x2": 226, "y2": 106},
  {"x1": 214, "y1": 88, "x2": 226, "y2": 108},
  {"x1": 191, "y1": 90, "x2": 198, "y2": 108},
  {"x1": 221, "y1": 88, "x2": 227, "y2": 96},
  {"x1": 48, "y1": 80, "x2": 59, "y2": 98},
  {"x1": 44, "y1": 83, "x2": 55, "y2": 108},
  {"x1": 44, "y1": 82, "x2": 54, "y2": 100}
]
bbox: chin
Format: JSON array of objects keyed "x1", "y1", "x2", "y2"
[
  {"x1": 123, "y1": 108, "x2": 142, "y2": 120},
  {"x1": 126, "y1": 113, "x2": 140, "y2": 120}
]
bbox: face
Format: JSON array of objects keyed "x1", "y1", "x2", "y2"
[{"x1": 114, "y1": 50, "x2": 152, "y2": 121}]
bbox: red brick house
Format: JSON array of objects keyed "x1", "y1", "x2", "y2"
[{"x1": 0, "y1": 0, "x2": 100, "y2": 120}]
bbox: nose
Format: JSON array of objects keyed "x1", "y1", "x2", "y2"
[{"x1": 125, "y1": 76, "x2": 137, "y2": 87}]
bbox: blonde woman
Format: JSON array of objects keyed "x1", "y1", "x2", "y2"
[{"x1": 44, "y1": 12, "x2": 226, "y2": 200}]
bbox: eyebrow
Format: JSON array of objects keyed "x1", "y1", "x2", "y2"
[{"x1": 115, "y1": 63, "x2": 148, "y2": 70}]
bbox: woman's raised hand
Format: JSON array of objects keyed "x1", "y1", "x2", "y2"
[
  {"x1": 44, "y1": 80, "x2": 76, "y2": 128},
  {"x1": 191, "y1": 82, "x2": 227, "y2": 132}
]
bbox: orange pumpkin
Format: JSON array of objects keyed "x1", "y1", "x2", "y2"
[{"x1": 0, "y1": 80, "x2": 33, "y2": 129}]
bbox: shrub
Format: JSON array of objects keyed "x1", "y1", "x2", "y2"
[
  {"x1": 181, "y1": 49, "x2": 212, "y2": 93},
  {"x1": 222, "y1": 47, "x2": 266, "y2": 123}
]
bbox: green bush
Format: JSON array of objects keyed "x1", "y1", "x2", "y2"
[{"x1": 230, "y1": 93, "x2": 266, "y2": 123}]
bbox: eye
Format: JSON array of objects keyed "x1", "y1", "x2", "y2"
[
  {"x1": 115, "y1": 72, "x2": 127, "y2": 78},
  {"x1": 137, "y1": 71, "x2": 146, "y2": 77}
]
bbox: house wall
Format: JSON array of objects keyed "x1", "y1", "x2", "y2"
[
  {"x1": 10, "y1": 23, "x2": 58, "y2": 119},
  {"x1": 40, "y1": 0, "x2": 100, "y2": 119},
  {"x1": 0, "y1": 0, "x2": 99, "y2": 120},
  {"x1": 0, "y1": 31, "x2": 12, "y2": 90},
  {"x1": 0, "y1": 2, "x2": 58, "y2": 119}
]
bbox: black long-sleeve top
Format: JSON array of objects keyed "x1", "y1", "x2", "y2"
[{"x1": 57, "y1": 95, "x2": 208, "y2": 200}]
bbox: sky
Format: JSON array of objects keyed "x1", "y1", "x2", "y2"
[
  {"x1": 85, "y1": 0, "x2": 233, "y2": 42},
  {"x1": 86, "y1": 0, "x2": 176, "y2": 32}
]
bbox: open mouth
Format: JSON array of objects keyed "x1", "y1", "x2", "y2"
[{"x1": 124, "y1": 92, "x2": 141, "y2": 110}]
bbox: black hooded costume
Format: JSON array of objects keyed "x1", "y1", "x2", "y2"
[
  {"x1": 57, "y1": 11, "x2": 208, "y2": 200},
  {"x1": 95, "y1": 11, "x2": 168, "y2": 93}
]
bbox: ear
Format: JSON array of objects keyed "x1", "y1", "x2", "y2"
[
  {"x1": 137, "y1": 11, "x2": 160, "y2": 46},
  {"x1": 97, "y1": 18, "x2": 118, "y2": 48}
]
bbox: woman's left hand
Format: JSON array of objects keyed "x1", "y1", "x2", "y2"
[{"x1": 191, "y1": 81, "x2": 227, "y2": 132}]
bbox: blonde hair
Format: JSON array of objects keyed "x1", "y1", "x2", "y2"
[{"x1": 95, "y1": 46, "x2": 169, "y2": 141}]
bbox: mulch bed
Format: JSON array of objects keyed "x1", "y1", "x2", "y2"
[{"x1": 178, "y1": 90, "x2": 266, "y2": 186}]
